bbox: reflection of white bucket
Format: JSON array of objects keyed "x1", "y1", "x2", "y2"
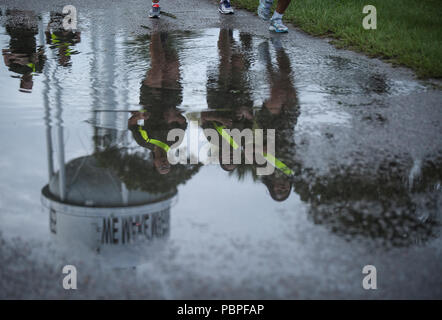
[{"x1": 41, "y1": 185, "x2": 177, "y2": 268}]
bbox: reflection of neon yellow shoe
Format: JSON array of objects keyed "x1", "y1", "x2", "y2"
[
  {"x1": 149, "y1": 4, "x2": 161, "y2": 18},
  {"x1": 269, "y1": 18, "x2": 288, "y2": 33}
]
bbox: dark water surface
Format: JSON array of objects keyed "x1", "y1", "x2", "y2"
[{"x1": 0, "y1": 3, "x2": 441, "y2": 299}]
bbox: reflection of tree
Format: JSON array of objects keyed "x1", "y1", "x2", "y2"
[
  {"x1": 95, "y1": 147, "x2": 200, "y2": 195},
  {"x1": 294, "y1": 157, "x2": 441, "y2": 247}
]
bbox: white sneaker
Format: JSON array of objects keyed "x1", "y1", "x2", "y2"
[
  {"x1": 269, "y1": 18, "x2": 288, "y2": 33},
  {"x1": 219, "y1": 0, "x2": 234, "y2": 15},
  {"x1": 149, "y1": 3, "x2": 161, "y2": 18}
]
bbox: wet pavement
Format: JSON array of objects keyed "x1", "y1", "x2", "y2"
[{"x1": 0, "y1": 0, "x2": 441, "y2": 299}]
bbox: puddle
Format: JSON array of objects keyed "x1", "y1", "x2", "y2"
[{"x1": 0, "y1": 7, "x2": 441, "y2": 299}]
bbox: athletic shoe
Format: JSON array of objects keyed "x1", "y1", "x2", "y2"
[
  {"x1": 258, "y1": 0, "x2": 273, "y2": 21},
  {"x1": 269, "y1": 18, "x2": 288, "y2": 33},
  {"x1": 219, "y1": 0, "x2": 234, "y2": 15},
  {"x1": 149, "y1": 3, "x2": 161, "y2": 18}
]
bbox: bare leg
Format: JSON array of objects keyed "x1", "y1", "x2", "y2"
[{"x1": 275, "y1": 0, "x2": 291, "y2": 14}]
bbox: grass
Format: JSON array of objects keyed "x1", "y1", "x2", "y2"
[{"x1": 231, "y1": 0, "x2": 442, "y2": 78}]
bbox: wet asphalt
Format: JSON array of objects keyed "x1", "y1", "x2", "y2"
[{"x1": 0, "y1": 0, "x2": 441, "y2": 299}]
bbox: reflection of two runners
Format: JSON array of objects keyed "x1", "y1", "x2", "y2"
[
  {"x1": 127, "y1": 29, "x2": 299, "y2": 201},
  {"x1": 148, "y1": 0, "x2": 293, "y2": 33},
  {"x1": 200, "y1": 28, "x2": 299, "y2": 201}
]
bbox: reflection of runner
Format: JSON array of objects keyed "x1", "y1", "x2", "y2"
[
  {"x1": 2, "y1": 9, "x2": 45, "y2": 92},
  {"x1": 45, "y1": 12, "x2": 81, "y2": 67},
  {"x1": 128, "y1": 32, "x2": 186, "y2": 175},
  {"x1": 258, "y1": 0, "x2": 292, "y2": 33},
  {"x1": 254, "y1": 39, "x2": 299, "y2": 201},
  {"x1": 202, "y1": 29, "x2": 254, "y2": 172}
]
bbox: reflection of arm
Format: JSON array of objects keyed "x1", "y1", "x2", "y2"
[
  {"x1": 129, "y1": 124, "x2": 151, "y2": 149},
  {"x1": 45, "y1": 21, "x2": 52, "y2": 44},
  {"x1": 236, "y1": 106, "x2": 253, "y2": 121},
  {"x1": 2, "y1": 49, "x2": 11, "y2": 67},
  {"x1": 73, "y1": 32, "x2": 81, "y2": 44},
  {"x1": 128, "y1": 111, "x2": 150, "y2": 127},
  {"x1": 2, "y1": 50, "x2": 32, "y2": 67}
]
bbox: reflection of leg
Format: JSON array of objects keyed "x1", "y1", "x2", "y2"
[
  {"x1": 239, "y1": 32, "x2": 253, "y2": 66},
  {"x1": 270, "y1": 36, "x2": 282, "y2": 51},
  {"x1": 258, "y1": 41, "x2": 287, "y2": 115},
  {"x1": 20, "y1": 73, "x2": 34, "y2": 91},
  {"x1": 161, "y1": 33, "x2": 180, "y2": 88},
  {"x1": 264, "y1": 37, "x2": 291, "y2": 82},
  {"x1": 145, "y1": 33, "x2": 180, "y2": 89},
  {"x1": 145, "y1": 33, "x2": 165, "y2": 87},
  {"x1": 239, "y1": 33, "x2": 252, "y2": 52},
  {"x1": 272, "y1": 42, "x2": 296, "y2": 111},
  {"x1": 218, "y1": 29, "x2": 234, "y2": 83},
  {"x1": 275, "y1": 43, "x2": 291, "y2": 74},
  {"x1": 258, "y1": 41, "x2": 271, "y2": 69}
]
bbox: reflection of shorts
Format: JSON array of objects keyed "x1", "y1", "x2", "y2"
[
  {"x1": 139, "y1": 84, "x2": 183, "y2": 110},
  {"x1": 206, "y1": 75, "x2": 253, "y2": 111}
]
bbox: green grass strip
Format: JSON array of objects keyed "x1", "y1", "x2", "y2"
[{"x1": 231, "y1": 0, "x2": 442, "y2": 78}]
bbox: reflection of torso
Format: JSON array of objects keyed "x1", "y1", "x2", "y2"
[
  {"x1": 139, "y1": 83, "x2": 182, "y2": 110},
  {"x1": 201, "y1": 110, "x2": 254, "y2": 152},
  {"x1": 206, "y1": 65, "x2": 253, "y2": 111},
  {"x1": 256, "y1": 108, "x2": 299, "y2": 171},
  {"x1": 4, "y1": 11, "x2": 43, "y2": 75}
]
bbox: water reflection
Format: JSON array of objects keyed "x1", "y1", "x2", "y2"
[
  {"x1": 41, "y1": 108, "x2": 177, "y2": 269},
  {"x1": 253, "y1": 38, "x2": 299, "y2": 201},
  {"x1": 38, "y1": 28, "x2": 203, "y2": 268},
  {"x1": 0, "y1": 11, "x2": 439, "y2": 269},
  {"x1": 129, "y1": 31, "x2": 187, "y2": 175},
  {"x1": 200, "y1": 29, "x2": 300, "y2": 202},
  {"x1": 2, "y1": 9, "x2": 45, "y2": 92},
  {"x1": 45, "y1": 11, "x2": 80, "y2": 67},
  {"x1": 202, "y1": 28, "x2": 255, "y2": 172},
  {"x1": 294, "y1": 158, "x2": 440, "y2": 247},
  {"x1": 26, "y1": 20, "x2": 442, "y2": 253}
]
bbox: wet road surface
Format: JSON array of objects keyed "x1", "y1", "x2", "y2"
[{"x1": 0, "y1": 0, "x2": 441, "y2": 299}]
